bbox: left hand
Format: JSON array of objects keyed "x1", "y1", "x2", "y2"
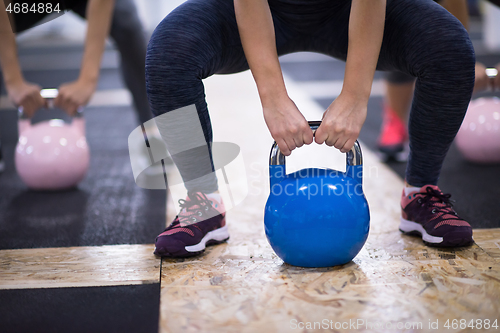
[
  {"x1": 54, "y1": 78, "x2": 96, "y2": 115},
  {"x1": 473, "y1": 62, "x2": 489, "y2": 94},
  {"x1": 315, "y1": 92, "x2": 367, "y2": 153}
]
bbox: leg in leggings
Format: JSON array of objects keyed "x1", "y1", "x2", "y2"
[
  {"x1": 146, "y1": 0, "x2": 251, "y2": 194},
  {"x1": 146, "y1": 0, "x2": 474, "y2": 192},
  {"x1": 273, "y1": 0, "x2": 474, "y2": 187},
  {"x1": 384, "y1": 71, "x2": 415, "y2": 123},
  {"x1": 382, "y1": 0, "x2": 474, "y2": 186},
  {"x1": 73, "y1": 0, "x2": 153, "y2": 124}
]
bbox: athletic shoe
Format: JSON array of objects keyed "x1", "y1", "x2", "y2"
[
  {"x1": 400, "y1": 185, "x2": 473, "y2": 247},
  {"x1": 378, "y1": 105, "x2": 409, "y2": 162},
  {"x1": 154, "y1": 191, "x2": 229, "y2": 257}
]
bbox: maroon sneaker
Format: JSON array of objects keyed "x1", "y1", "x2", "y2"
[
  {"x1": 154, "y1": 192, "x2": 229, "y2": 257},
  {"x1": 400, "y1": 185, "x2": 473, "y2": 247}
]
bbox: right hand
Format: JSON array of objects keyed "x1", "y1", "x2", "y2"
[
  {"x1": 6, "y1": 80, "x2": 45, "y2": 117},
  {"x1": 263, "y1": 95, "x2": 313, "y2": 156},
  {"x1": 493, "y1": 63, "x2": 500, "y2": 91}
]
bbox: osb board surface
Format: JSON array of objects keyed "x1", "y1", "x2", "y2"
[
  {"x1": 473, "y1": 229, "x2": 500, "y2": 262},
  {"x1": 160, "y1": 72, "x2": 500, "y2": 333},
  {"x1": 0, "y1": 244, "x2": 160, "y2": 289},
  {"x1": 160, "y1": 230, "x2": 500, "y2": 333}
]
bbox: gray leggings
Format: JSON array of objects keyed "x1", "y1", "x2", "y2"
[
  {"x1": 73, "y1": 0, "x2": 152, "y2": 124},
  {"x1": 146, "y1": 0, "x2": 475, "y2": 191}
]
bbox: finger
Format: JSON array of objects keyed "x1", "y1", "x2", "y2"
[
  {"x1": 303, "y1": 129, "x2": 314, "y2": 145},
  {"x1": 340, "y1": 138, "x2": 356, "y2": 153},
  {"x1": 25, "y1": 95, "x2": 40, "y2": 116},
  {"x1": 35, "y1": 93, "x2": 46, "y2": 110},
  {"x1": 293, "y1": 131, "x2": 305, "y2": 148},
  {"x1": 334, "y1": 136, "x2": 348, "y2": 151},
  {"x1": 22, "y1": 101, "x2": 36, "y2": 118},
  {"x1": 285, "y1": 137, "x2": 297, "y2": 153},
  {"x1": 67, "y1": 101, "x2": 79, "y2": 116},
  {"x1": 276, "y1": 139, "x2": 291, "y2": 156},
  {"x1": 325, "y1": 134, "x2": 339, "y2": 147},
  {"x1": 58, "y1": 96, "x2": 74, "y2": 115},
  {"x1": 314, "y1": 126, "x2": 327, "y2": 144},
  {"x1": 53, "y1": 95, "x2": 63, "y2": 109}
]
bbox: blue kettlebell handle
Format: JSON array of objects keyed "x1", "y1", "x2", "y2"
[{"x1": 269, "y1": 121, "x2": 363, "y2": 187}]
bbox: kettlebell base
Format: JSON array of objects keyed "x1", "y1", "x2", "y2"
[
  {"x1": 270, "y1": 235, "x2": 368, "y2": 268},
  {"x1": 281, "y1": 258, "x2": 353, "y2": 268},
  {"x1": 27, "y1": 184, "x2": 80, "y2": 192}
]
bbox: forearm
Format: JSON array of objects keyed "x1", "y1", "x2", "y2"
[
  {"x1": 342, "y1": 0, "x2": 386, "y2": 102},
  {"x1": 79, "y1": 0, "x2": 114, "y2": 83},
  {"x1": 0, "y1": 3, "x2": 24, "y2": 86},
  {"x1": 234, "y1": 0, "x2": 286, "y2": 104}
]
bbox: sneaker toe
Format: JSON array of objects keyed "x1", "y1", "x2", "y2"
[
  {"x1": 441, "y1": 228, "x2": 473, "y2": 247},
  {"x1": 154, "y1": 237, "x2": 189, "y2": 257}
]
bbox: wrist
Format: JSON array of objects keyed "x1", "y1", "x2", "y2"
[
  {"x1": 78, "y1": 70, "x2": 99, "y2": 86},
  {"x1": 258, "y1": 82, "x2": 288, "y2": 107},
  {"x1": 4, "y1": 72, "x2": 25, "y2": 88},
  {"x1": 339, "y1": 85, "x2": 371, "y2": 104}
]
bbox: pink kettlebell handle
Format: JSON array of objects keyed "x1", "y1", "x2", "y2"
[{"x1": 18, "y1": 88, "x2": 86, "y2": 136}]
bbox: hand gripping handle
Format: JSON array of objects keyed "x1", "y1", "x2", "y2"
[{"x1": 268, "y1": 121, "x2": 363, "y2": 188}]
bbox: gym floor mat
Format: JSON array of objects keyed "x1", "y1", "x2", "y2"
[
  {"x1": 0, "y1": 106, "x2": 166, "y2": 249},
  {"x1": 0, "y1": 283, "x2": 160, "y2": 333}
]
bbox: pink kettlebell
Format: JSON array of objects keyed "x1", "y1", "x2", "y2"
[
  {"x1": 455, "y1": 68, "x2": 500, "y2": 164},
  {"x1": 15, "y1": 89, "x2": 90, "y2": 190}
]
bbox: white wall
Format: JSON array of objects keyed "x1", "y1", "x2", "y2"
[{"x1": 483, "y1": 0, "x2": 500, "y2": 52}]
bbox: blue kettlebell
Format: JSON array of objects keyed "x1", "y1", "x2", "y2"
[{"x1": 264, "y1": 121, "x2": 370, "y2": 267}]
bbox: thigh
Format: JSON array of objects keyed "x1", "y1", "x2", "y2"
[
  {"x1": 379, "y1": 0, "x2": 473, "y2": 75},
  {"x1": 148, "y1": 0, "x2": 250, "y2": 79},
  {"x1": 297, "y1": 0, "x2": 471, "y2": 74}
]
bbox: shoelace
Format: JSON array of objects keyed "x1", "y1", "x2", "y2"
[
  {"x1": 159, "y1": 193, "x2": 216, "y2": 235},
  {"x1": 418, "y1": 187, "x2": 459, "y2": 220},
  {"x1": 177, "y1": 192, "x2": 214, "y2": 226}
]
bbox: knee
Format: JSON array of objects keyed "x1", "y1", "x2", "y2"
[
  {"x1": 420, "y1": 19, "x2": 475, "y2": 84},
  {"x1": 440, "y1": 27, "x2": 475, "y2": 76}
]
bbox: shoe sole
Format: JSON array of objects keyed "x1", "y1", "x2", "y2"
[
  {"x1": 155, "y1": 225, "x2": 230, "y2": 258},
  {"x1": 378, "y1": 143, "x2": 409, "y2": 163},
  {"x1": 399, "y1": 217, "x2": 473, "y2": 247},
  {"x1": 185, "y1": 225, "x2": 230, "y2": 253}
]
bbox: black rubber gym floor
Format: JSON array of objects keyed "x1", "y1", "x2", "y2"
[
  {"x1": 0, "y1": 48, "x2": 165, "y2": 332},
  {"x1": 0, "y1": 105, "x2": 166, "y2": 249},
  {"x1": 0, "y1": 284, "x2": 161, "y2": 333}
]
